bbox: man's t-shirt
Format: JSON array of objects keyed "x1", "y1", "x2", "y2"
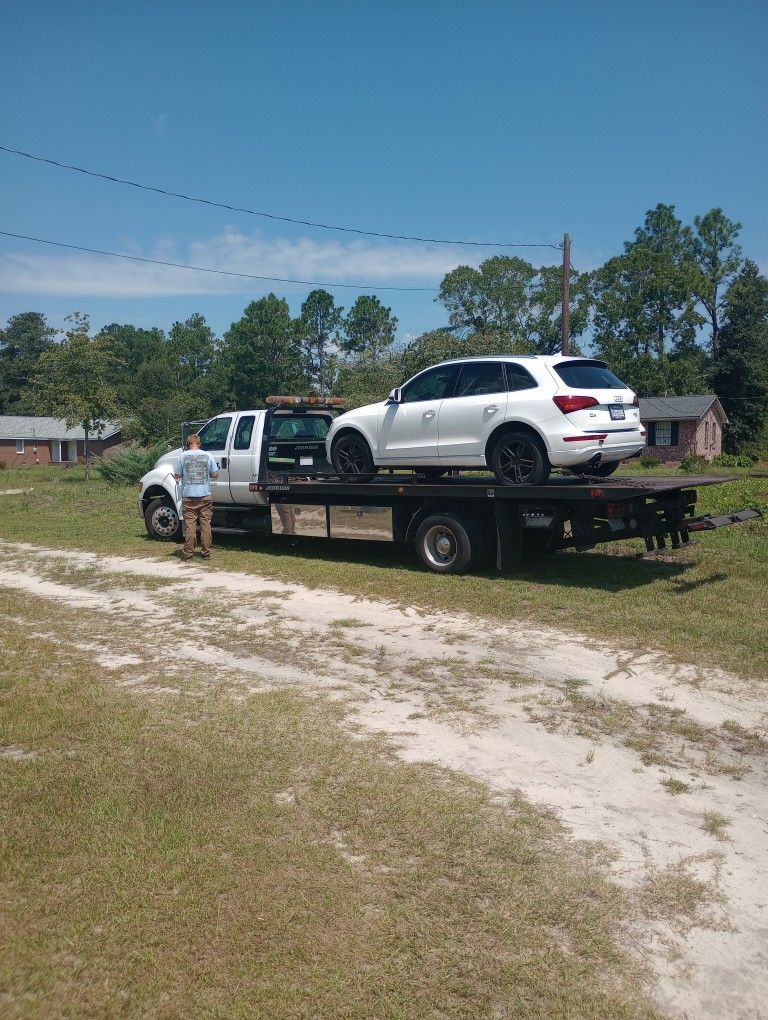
[{"x1": 174, "y1": 449, "x2": 220, "y2": 498}]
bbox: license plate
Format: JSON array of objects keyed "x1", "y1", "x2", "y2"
[{"x1": 609, "y1": 405, "x2": 625, "y2": 420}]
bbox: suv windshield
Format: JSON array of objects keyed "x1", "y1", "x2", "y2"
[{"x1": 554, "y1": 361, "x2": 628, "y2": 389}]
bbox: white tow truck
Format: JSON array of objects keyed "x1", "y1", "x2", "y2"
[{"x1": 138, "y1": 398, "x2": 760, "y2": 574}]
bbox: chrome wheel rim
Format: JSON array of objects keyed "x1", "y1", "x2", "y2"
[
  {"x1": 335, "y1": 437, "x2": 370, "y2": 474},
  {"x1": 152, "y1": 504, "x2": 179, "y2": 537},
  {"x1": 496, "y1": 440, "x2": 536, "y2": 484},
  {"x1": 423, "y1": 525, "x2": 457, "y2": 568}
]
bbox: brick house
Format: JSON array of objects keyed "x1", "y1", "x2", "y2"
[
  {"x1": 0, "y1": 416, "x2": 122, "y2": 467},
  {"x1": 638, "y1": 396, "x2": 727, "y2": 463}
]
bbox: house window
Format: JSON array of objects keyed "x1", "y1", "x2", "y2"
[
  {"x1": 705, "y1": 421, "x2": 709, "y2": 447},
  {"x1": 655, "y1": 422, "x2": 673, "y2": 446},
  {"x1": 16, "y1": 439, "x2": 25, "y2": 454}
]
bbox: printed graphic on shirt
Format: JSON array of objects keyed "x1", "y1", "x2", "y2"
[{"x1": 184, "y1": 452, "x2": 211, "y2": 485}]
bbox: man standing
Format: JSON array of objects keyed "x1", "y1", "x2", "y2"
[{"x1": 173, "y1": 434, "x2": 220, "y2": 561}]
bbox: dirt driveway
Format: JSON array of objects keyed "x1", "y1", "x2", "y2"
[{"x1": 1, "y1": 538, "x2": 766, "y2": 1019}]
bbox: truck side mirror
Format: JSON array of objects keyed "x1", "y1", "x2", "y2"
[{"x1": 387, "y1": 387, "x2": 403, "y2": 404}]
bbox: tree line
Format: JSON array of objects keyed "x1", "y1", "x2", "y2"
[{"x1": 1, "y1": 203, "x2": 766, "y2": 455}]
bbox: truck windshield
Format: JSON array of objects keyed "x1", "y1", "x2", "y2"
[{"x1": 269, "y1": 415, "x2": 330, "y2": 441}]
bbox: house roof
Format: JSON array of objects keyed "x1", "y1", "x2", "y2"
[
  {"x1": 638, "y1": 395, "x2": 727, "y2": 423},
  {"x1": 0, "y1": 416, "x2": 122, "y2": 441}
]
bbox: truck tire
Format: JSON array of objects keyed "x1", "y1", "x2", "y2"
[
  {"x1": 414, "y1": 513, "x2": 488, "y2": 574},
  {"x1": 490, "y1": 430, "x2": 550, "y2": 486},
  {"x1": 330, "y1": 432, "x2": 377, "y2": 482},
  {"x1": 144, "y1": 496, "x2": 182, "y2": 542}
]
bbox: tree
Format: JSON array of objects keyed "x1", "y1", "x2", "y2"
[
  {"x1": 0, "y1": 311, "x2": 57, "y2": 413},
  {"x1": 437, "y1": 256, "x2": 537, "y2": 344},
  {"x1": 341, "y1": 295, "x2": 398, "y2": 363},
  {"x1": 591, "y1": 238, "x2": 702, "y2": 395},
  {"x1": 712, "y1": 261, "x2": 768, "y2": 454},
  {"x1": 98, "y1": 322, "x2": 167, "y2": 409},
  {"x1": 34, "y1": 313, "x2": 119, "y2": 479},
  {"x1": 219, "y1": 295, "x2": 308, "y2": 409},
  {"x1": 687, "y1": 208, "x2": 743, "y2": 357},
  {"x1": 299, "y1": 289, "x2": 342, "y2": 396},
  {"x1": 437, "y1": 256, "x2": 588, "y2": 353}
]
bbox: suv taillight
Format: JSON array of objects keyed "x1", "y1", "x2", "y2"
[
  {"x1": 553, "y1": 395, "x2": 600, "y2": 414},
  {"x1": 632, "y1": 394, "x2": 640, "y2": 407}
]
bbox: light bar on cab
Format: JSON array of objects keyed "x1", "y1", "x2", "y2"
[{"x1": 266, "y1": 395, "x2": 348, "y2": 406}]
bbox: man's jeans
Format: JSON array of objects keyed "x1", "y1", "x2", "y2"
[{"x1": 182, "y1": 496, "x2": 213, "y2": 557}]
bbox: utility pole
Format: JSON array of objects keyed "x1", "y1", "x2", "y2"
[{"x1": 561, "y1": 232, "x2": 571, "y2": 355}]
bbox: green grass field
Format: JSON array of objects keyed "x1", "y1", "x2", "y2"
[{"x1": 1, "y1": 462, "x2": 766, "y2": 678}]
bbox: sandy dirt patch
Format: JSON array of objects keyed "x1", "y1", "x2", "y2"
[{"x1": 0, "y1": 539, "x2": 766, "y2": 1019}]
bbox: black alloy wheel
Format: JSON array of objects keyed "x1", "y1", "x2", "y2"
[
  {"x1": 491, "y1": 431, "x2": 550, "y2": 486},
  {"x1": 331, "y1": 432, "x2": 376, "y2": 481}
]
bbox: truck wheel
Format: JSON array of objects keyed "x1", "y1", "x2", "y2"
[
  {"x1": 331, "y1": 432, "x2": 377, "y2": 482},
  {"x1": 144, "y1": 496, "x2": 182, "y2": 542},
  {"x1": 414, "y1": 514, "x2": 487, "y2": 574},
  {"x1": 490, "y1": 431, "x2": 550, "y2": 485}
]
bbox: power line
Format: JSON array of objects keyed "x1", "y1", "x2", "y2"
[
  {"x1": 0, "y1": 229, "x2": 438, "y2": 291},
  {"x1": 0, "y1": 144, "x2": 563, "y2": 251}
]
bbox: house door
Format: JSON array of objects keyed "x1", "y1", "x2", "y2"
[
  {"x1": 51, "y1": 440, "x2": 61, "y2": 463},
  {"x1": 68, "y1": 440, "x2": 78, "y2": 462}
]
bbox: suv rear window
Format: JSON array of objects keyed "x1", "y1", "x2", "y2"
[{"x1": 554, "y1": 360, "x2": 628, "y2": 389}]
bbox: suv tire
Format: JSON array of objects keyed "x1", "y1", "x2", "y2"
[
  {"x1": 490, "y1": 431, "x2": 550, "y2": 485},
  {"x1": 330, "y1": 432, "x2": 377, "y2": 482}
]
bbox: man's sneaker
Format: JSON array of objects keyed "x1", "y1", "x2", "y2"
[{"x1": 201, "y1": 553, "x2": 211, "y2": 560}]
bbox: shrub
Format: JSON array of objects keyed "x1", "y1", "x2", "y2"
[
  {"x1": 713, "y1": 452, "x2": 756, "y2": 468},
  {"x1": 639, "y1": 454, "x2": 661, "y2": 468},
  {"x1": 96, "y1": 442, "x2": 171, "y2": 485},
  {"x1": 679, "y1": 453, "x2": 710, "y2": 473}
]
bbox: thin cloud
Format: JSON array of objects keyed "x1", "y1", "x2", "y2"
[
  {"x1": 0, "y1": 229, "x2": 485, "y2": 297},
  {"x1": 154, "y1": 113, "x2": 169, "y2": 134}
]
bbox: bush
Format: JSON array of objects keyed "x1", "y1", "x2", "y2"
[
  {"x1": 96, "y1": 442, "x2": 171, "y2": 485},
  {"x1": 679, "y1": 453, "x2": 710, "y2": 473},
  {"x1": 639, "y1": 454, "x2": 661, "y2": 468},
  {"x1": 713, "y1": 452, "x2": 756, "y2": 468}
]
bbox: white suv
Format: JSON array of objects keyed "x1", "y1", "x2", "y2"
[{"x1": 326, "y1": 355, "x2": 645, "y2": 484}]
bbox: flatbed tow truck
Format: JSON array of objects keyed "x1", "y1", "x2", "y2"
[{"x1": 139, "y1": 399, "x2": 761, "y2": 574}]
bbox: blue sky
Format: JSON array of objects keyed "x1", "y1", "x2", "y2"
[{"x1": 1, "y1": 0, "x2": 766, "y2": 344}]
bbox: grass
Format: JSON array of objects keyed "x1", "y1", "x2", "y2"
[
  {"x1": 527, "y1": 685, "x2": 765, "y2": 777},
  {"x1": 1, "y1": 463, "x2": 766, "y2": 679},
  {"x1": 661, "y1": 777, "x2": 691, "y2": 796},
  {"x1": 0, "y1": 618, "x2": 661, "y2": 1019},
  {"x1": 702, "y1": 811, "x2": 732, "y2": 840}
]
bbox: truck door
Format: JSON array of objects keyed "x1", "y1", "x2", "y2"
[
  {"x1": 196, "y1": 414, "x2": 235, "y2": 504},
  {"x1": 228, "y1": 411, "x2": 267, "y2": 504}
]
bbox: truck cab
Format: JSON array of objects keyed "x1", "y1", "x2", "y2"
[{"x1": 139, "y1": 402, "x2": 335, "y2": 540}]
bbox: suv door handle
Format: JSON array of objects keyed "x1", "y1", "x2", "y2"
[
  {"x1": 220, "y1": 456, "x2": 228, "y2": 469},
  {"x1": 423, "y1": 410, "x2": 436, "y2": 419},
  {"x1": 485, "y1": 404, "x2": 499, "y2": 411}
]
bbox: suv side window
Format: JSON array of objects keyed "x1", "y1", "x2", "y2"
[
  {"x1": 401, "y1": 364, "x2": 459, "y2": 403},
  {"x1": 233, "y1": 415, "x2": 255, "y2": 450},
  {"x1": 454, "y1": 361, "x2": 506, "y2": 397},
  {"x1": 196, "y1": 416, "x2": 232, "y2": 451},
  {"x1": 505, "y1": 363, "x2": 537, "y2": 392}
]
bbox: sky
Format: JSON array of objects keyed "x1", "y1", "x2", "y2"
[{"x1": 1, "y1": 0, "x2": 766, "y2": 344}]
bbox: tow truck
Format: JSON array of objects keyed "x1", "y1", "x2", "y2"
[{"x1": 138, "y1": 398, "x2": 761, "y2": 574}]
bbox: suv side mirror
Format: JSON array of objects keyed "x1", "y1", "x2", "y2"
[{"x1": 387, "y1": 387, "x2": 403, "y2": 404}]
